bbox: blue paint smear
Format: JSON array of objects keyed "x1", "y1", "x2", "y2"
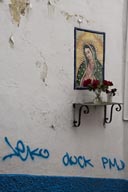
[{"x1": 0, "y1": 174, "x2": 128, "y2": 192}]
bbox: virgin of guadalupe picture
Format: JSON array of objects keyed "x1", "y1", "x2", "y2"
[{"x1": 74, "y1": 27, "x2": 105, "y2": 89}]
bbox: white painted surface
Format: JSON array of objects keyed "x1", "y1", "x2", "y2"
[
  {"x1": 0, "y1": 0, "x2": 127, "y2": 178},
  {"x1": 123, "y1": 0, "x2": 128, "y2": 120}
]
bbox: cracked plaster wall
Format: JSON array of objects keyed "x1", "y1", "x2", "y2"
[{"x1": 0, "y1": 0, "x2": 127, "y2": 179}]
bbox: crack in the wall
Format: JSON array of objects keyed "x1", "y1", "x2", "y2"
[{"x1": 9, "y1": 0, "x2": 30, "y2": 26}]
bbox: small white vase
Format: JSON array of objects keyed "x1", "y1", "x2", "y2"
[{"x1": 107, "y1": 93, "x2": 113, "y2": 103}]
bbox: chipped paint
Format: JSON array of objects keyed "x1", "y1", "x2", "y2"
[
  {"x1": 60, "y1": 10, "x2": 92, "y2": 25},
  {"x1": 9, "y1": 0, "x2": 30, "y2": 26},
  {"x1": 77, "y1": 17, "x2": 83, "y2": 24},
  {"x1": 47, "y1": 0, "x2": 52, "y2": 6},
  {"x1": 47, "y1": 0, "x2": 55, "y2": 16},
  {"x1": 48, "y1": 0, "x2": 59, "y2": 5},
  {"x1": 9, "y1": 34, "x2": 15, "y2": 48},
  {"x1": 47, "y1": 0, "x2": 60, "y2": 16},
  {"x1": 61, "y1": 11, "x2": 73, "y2": 21},
  {"x1": 61, "y1": 11, "x2": 84, "y2": 22}
]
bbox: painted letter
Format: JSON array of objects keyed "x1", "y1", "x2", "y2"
[
  {"x1": 62, "y1": 152, "x2": 70, "y2": 166},
  {"x1": 101, "y1": 157, "x2": 109, "y2": 169}
]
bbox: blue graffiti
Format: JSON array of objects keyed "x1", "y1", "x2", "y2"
[
  {"x1": 2, "y1": 137, "x2": 50, "y2": 161},
  {"x1": 101, "y1": 157, "x2": 125, "y2": 171},
  {"x1": 62, "y1": 152, "x2": 94, "y2": 169}
]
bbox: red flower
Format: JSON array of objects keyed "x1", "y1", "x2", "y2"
[
  {"x1": 107, "y1": 81, "x2": 113, "y2": 86},
  {"x1": 82, "y1": 79, "x2": 116, "y2": 95},
  {"x1": 103, "y1": 80, "x2": 113, "y2": 86},
  {"x1": 83, "y1": 79, "x2": 91, "y2": 86},
  {"x1": 92, "y1": 79, "x2": 100, "y2": 89},
  {"x1": 103, "y1": 80, "x2": 108, "y2": 86}
]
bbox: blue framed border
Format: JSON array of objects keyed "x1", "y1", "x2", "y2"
[{"x1": 74, "y1": 27, "x2": 106, "y2": 90}]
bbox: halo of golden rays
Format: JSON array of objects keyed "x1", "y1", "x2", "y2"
[{"x1": 76, "y1": 31, "x2": 104, "y2": 73}]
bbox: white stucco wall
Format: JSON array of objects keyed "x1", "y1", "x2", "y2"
[{"x1": 0, "y1": 0, "x2": 127, "y2": 178}]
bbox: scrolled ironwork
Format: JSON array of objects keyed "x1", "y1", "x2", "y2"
[
  {"x1": 73, "y1": 104, "x2": 89, "y2": 127},
  {"x1": 73, "y1": 103, "x2": 122, "y2": 127},
  {"x1": 115, "y1": 104, "x2": 122, "y2": 112},
  {"x1": 104, "y1": 104, "x2": 122, "y2": 125}
]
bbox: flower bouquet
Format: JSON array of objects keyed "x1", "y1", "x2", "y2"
[{"x1": 83, "y1": 79, "x2": 117, "y2": 103}]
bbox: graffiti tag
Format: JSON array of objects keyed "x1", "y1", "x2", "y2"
[
  {"x1": 62, "y1": 152, "x2": 94, "y2": 169},
  {"x1": 101, "y1": 157, "x2": 125, "y2": 171},
  {"x1": 2, "y1": 137, "x2": 50, "y2": 161}
]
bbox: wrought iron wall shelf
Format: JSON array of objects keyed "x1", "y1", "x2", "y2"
[{"x1": 73, "y1": 102, "x2": 123, "y2": 127}]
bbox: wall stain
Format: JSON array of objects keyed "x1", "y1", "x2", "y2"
[
  {"x1": 9, "y1": 0, "x2": 30, "y2": 26},
  {"x1": 35, "y1": 53, "x2": 48, "y2": 84},
  {"x1": 35, "y1": 60, "x2": 42, "y2": 68},
  {"x1": 40, "y1": 61, "x2": 48, "y2": 83},
  {"x1": 29, "y1": 110, "x2": 49, "y2": 121},
  {"x1": 50, "y1": 125, "x2": 55, "y2": 130}
]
